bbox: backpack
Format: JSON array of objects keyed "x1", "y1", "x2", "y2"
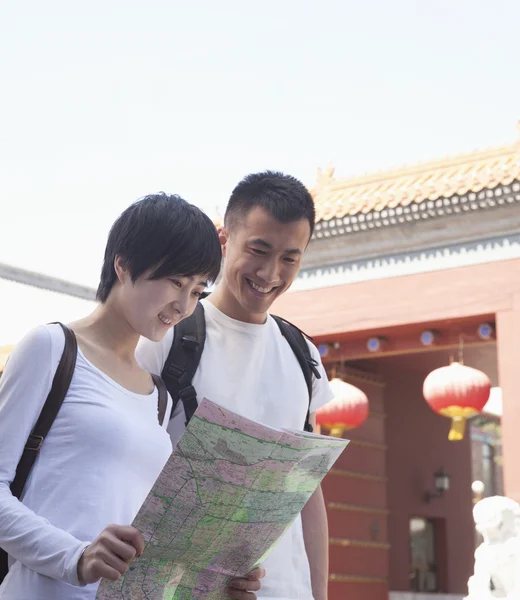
[
  {"x1": 0, "y1": 323, "x2": 168, "y2": 584},
  {"x1": 161, "y1": 302, "x2": 321, "y2": 432}
]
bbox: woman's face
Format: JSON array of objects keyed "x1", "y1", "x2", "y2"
[{"x1": 114, "y1": 260, "x2": 208, "y2": 341}]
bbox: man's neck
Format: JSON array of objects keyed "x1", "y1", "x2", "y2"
[{"x1": 208, "y1": 284, "x2": 267, "y2": 325}]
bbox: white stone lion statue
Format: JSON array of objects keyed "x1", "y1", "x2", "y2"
[{"x1": 465, "y1": 496, "x2": 520, "y2": 598}]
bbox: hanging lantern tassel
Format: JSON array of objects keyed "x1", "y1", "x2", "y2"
[
  {"x1": 438, "y1": 408, "x2": 479, "y2": 441},
  {"x1": 317, "y1": 378, "x2": 369, "y2": 437},
  {"x1": 423, "y1": 362, "x2": 491, "y2": 441}
]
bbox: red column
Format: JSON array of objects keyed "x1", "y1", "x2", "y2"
[
  {"x1": 496, "y1": 296, "x2": 520, "y2": 502},
  {"x1": 322, "y1": 374, "x2": 389, "y2": 600}
]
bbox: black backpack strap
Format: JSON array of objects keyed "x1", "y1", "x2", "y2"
[
  {"x1": 0, "y1": 323, "x2": 77, "y2": 583},
  {"x1": 271, "y1": 315, "x2": 321, "y2": 433},
  {"x1": 10, "y1": 323, "x2": 77, "y2": 499},
  {"x1": 151, "y1": 374, "x2": 168, "y2": 426},
  {"x1": 161, "y1": 302, "x2": 206, "y2": 426}
]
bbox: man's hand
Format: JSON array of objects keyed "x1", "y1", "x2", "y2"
[
  {"x1": 77, "y1": 524, "x2": 145, "y2": 584},
  {"x1": 227, "y1": 566, "x2": 266, "y2": 600}
]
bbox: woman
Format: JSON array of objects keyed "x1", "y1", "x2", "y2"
[{"x1": 0, "y1": 193, "x2": 221, "y2": 599}]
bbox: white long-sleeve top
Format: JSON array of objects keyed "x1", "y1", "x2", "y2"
[{"x1": 0, "y1": 324, "x2": 172, "y2": 600}]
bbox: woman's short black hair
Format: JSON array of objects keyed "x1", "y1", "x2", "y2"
[
  {"x1": 97, "y1": 193, "x2": 221, "y2": 302},
  {"x1": 224, "y1": 170, "x2": 315, "y2": 237}
]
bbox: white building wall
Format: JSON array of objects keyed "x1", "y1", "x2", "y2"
[{"x1": 292, "y1": 233, "x2": 520, "y2": 292}]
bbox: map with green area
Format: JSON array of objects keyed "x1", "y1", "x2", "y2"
[{"x1": 97, "y1": 398, "x2": 348, "y2": 600}]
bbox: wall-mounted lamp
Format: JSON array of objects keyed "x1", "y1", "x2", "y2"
[
  {"x1": 318, "y1": 342, "x2": 340, "y2": 358},
  {"x1": 318, "y1": 344, "x2": 329, "y2": 358},
  {"x1": 420, "y1": 329, "x2": 441, "y2": 346},
  {"x1": 477, "y1": 322, "x2": 495, "y2": 341},
  {"x1": 367, "y1": 336, "x2": 387, "y2": 353},
  {"x1": 424, "y1": 467, "x2": 450, "y2": 503}
]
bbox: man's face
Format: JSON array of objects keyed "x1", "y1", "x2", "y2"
[{"x1": 219, "y1": 206, "x2": 311, "y2": 322}]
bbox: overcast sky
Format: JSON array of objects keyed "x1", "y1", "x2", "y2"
[{"x1": 1, "y1": 0, "x2": 519, "y2": 290}]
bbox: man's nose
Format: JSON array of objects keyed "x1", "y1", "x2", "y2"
[{"x1": 256, "y1": 259, "x2": 280, "y2": 283}]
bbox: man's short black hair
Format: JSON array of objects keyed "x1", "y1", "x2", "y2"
[
  {"x1": 97, "y1": 193, "x2": 221, "y2": 302},
  {"x1": 224, "y1": 170, "x2": 315, "y2": 236}
]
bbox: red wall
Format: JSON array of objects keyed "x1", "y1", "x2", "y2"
[
  {"x1": 274, "y1": 258, "x2": 520, "y2": 337},
  {"x1": 382, "y1": 367, "x2": 475, "y2": 595},
  {"x1": 322, "y1": 375, "x2": 389, "y2": 600}
]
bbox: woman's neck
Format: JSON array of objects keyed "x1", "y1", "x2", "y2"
[{"x1": 70, "y1": 302, "x2": 140, "y2": 364}]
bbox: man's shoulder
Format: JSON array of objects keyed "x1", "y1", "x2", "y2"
[
  {"x1": 269, "y1": 315, "x2": 320, "y2": 354},
  {"x1": 301, "y1": 332, "x2": 320, "y2": 357}
]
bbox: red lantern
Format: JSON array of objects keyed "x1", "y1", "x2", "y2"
[
  {"x1": 423, "y1": 362, "x2": 491, "y2": 441},
  {"x1": 317, "y1": 378, "x2": 369, "y2": 437}
]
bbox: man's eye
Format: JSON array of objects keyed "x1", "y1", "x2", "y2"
[{"x1": 251, "y1": 248, "x2": 266, "y2": 255}]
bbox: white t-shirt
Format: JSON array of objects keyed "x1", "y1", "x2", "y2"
[
  {"x1": 136, "y1": 299, "x2": 333, "y2": 600},
  {"x1": 0, "y1": 324, "x2": 173, "y2": 600}
]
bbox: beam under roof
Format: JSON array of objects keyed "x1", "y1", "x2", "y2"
[{"x1": 0, "y1": 262, "x2": 96, "y2": 301}]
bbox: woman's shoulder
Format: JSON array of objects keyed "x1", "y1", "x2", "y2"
[
  {"x1": 0, "y1": 324, "x2": 69, "y2": 406},
  {"x1": 9, "y1": 323, "x2": 66, "y2": 365}
]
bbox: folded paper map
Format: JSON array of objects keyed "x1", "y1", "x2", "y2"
[{"x1": 97, "y1": 398, "x2": 349, "y2": 600}]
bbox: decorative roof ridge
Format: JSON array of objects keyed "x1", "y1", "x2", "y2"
[
  {"x1": 313, "y1": 140, "x2": 520, "y2": 194},
  {"x1": 310, "y1": 125, "x2": 520, "y2": 221}
]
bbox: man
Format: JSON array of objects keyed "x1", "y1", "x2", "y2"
[{"x1": 136, "y1": 171, "x2": 334, "y2": 600}]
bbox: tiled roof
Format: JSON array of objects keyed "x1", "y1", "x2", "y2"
[{"x1": 311, "y1": 140, "x2": 520, "y2": 223}]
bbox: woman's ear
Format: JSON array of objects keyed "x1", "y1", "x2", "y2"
[{"x1": 114, "y1": 255, "x2": 129, "y2": 284}]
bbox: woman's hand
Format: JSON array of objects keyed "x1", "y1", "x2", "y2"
[{"x1": 77, "y1": 524, "x2": 144, "y2": 584}]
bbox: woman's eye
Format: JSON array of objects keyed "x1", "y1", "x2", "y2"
[{"x1": 170, "y1": 279, "x2": 182, "y2": 288}]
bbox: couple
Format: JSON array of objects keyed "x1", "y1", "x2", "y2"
[{"x1": 0, "y1": 171, "x2": 333, "y2": 600}]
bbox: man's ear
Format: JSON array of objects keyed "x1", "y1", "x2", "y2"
[
  {"x1": 114, "y1": 255, "x2": 129, "y2": 284},
  {"x1": 218, "y1": 226, "x2": 229, "y2": 258}
]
